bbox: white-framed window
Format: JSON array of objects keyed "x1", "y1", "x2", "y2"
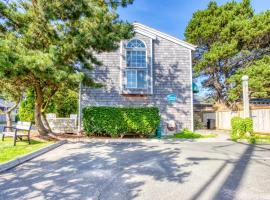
[
  {"x1": 125, "y1": 39, "x2": 147, "y2": 89},
  {"x1": 126, "y1": 69, "x2": 147, "y2": 89},
  {"x1": 127, "y1": 51, "x2": 146, "y2": 68},
  {"x1": 126, "y1": 70, "x2": 137, "y2": 88}
]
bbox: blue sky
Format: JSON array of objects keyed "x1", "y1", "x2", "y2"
[{"x1": 118, "y1": 0, "x2": 270, "y2": 39}]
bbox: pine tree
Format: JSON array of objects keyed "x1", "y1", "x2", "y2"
[
  {"x1": 228, "y1": 56, "x2": 270, "y2": 102},
  {"x1": 185, "y1": 0, "x2": 269, "y2": 106},
  {"x1": 0, "y1": 0, "x2": 134, "y2": 135}
]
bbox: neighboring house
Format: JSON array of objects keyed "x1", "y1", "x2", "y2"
[
  {"x1": 80, "y1": 23, "x2": 196, "y2": 135},
  {"x1": 0, "y1": 99, "x2": 15, "y2": 112},
  {"x1": 250, "y1": 98, "x2": 270, "y2": 108},
  {"x1": 193, "y1": 95, "x2": 216, "y2": 129},
  {"x1": 0, "y1": 99, "x2": 16, "y2": 123}
]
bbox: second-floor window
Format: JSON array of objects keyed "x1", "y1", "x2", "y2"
[{"x1": 125, "y1": 39, "x2": 147, "y2": 89}]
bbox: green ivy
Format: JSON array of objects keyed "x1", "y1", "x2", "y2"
[
  {"x1": 82, "y1": 106, "x2": 160, "y2": 137},
  {"x1": 231, "y1": 117, "x2": 254, "y2": 141}
]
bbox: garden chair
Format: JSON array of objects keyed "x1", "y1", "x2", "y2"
[{"x1": 1, "y1": 121, "x2": 32, "y2": 146}]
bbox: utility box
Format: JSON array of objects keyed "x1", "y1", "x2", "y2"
[
  {"x1": 207, "y1": 119, "x2": 215, "y2": 129},
  {"x1": 155, "y1": 126, "x2": 162, "y2": 138}
]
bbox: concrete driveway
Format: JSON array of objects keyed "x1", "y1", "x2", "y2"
[{"x1": 0, "y1": 141, "x2": 270, "y2": 200}]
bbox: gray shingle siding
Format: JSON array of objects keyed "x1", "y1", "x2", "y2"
[{"x1": 81, "y1": 32, "x2": 193, "y2": 135}]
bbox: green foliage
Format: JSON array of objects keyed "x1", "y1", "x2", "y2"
[
  {"x1": 0, "y1": 138, "x2": 53, "y2": 164},
  {"x1": 168, "y1": 128, "x2": 216, "y2": 139},
  {"x1": 249, "y1": 134, "x2": 270, "y2": 144},
  {"x1": 185, "y1": 0, "x2": 269, "y2": 105},
  {"x1": 18, "y1": 91, "x2": 35, "y2": 123},
  {"x1": 18, "y1": 89, "x2": 78, "y2": 119},
  {"x1": 0, "y1": 0, "x2": 134, "y2": 87},
  {"x1": 194, "y1": 119, "x2": 204, "y2": 130},
  {"x1": 51, "y1": 89, "x2": 78, "y2": 117},
  {"x1": 245, "y1": 117, "x2": 253, "y2": 135},
  {"x1": 0, "y1": 0, "x2": 133, "y2": 134},
  {"x1": 228, "y1": 56, "x2": 270, "y2": 102},
  {"x1": 231, "y1": 117, "x2": 253, "y2": 141},
  {"x1": 83, "y1": 107, "x2": 160, "y2": 137},
  {"x1": 0, "y1": 79, "x2": 23, "y2": 126},
  {"x1": 231, "y1": 117, "x2": 245, "y2": 139}
]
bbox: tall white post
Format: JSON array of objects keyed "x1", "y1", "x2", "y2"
[{"x1": 242, "y1": 75, "x2": 250, "y2": 118}]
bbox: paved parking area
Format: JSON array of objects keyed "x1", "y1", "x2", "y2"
[{"x1": 0, "y1": 141, "x2": 270, "y2": 200}]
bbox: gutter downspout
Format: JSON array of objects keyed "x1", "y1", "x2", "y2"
[{"x1": 189, "y1": 50, "x2": 194, "y2": 132}]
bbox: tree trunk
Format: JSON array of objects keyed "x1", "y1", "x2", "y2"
[
  {"x1": 35, "y1": 84, "x2": 49, "y2": 135},
  {"x1": 5, "y1": 112, "x2": 12, "y2": 131},
  {"x1": 41, "y1": 112, "x2": 53, "y2": 133},
  {"x1": 5, "y1": 98, "x2": 20, "y2": 131}
]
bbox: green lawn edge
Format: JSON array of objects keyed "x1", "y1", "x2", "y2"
[
  {"x1": 0, "y1": 138, "x2": 54, "y2": 164},
  {"x1": 235, "y1": 134, "x2": 270, "y2": 144},
  {"x1": 162, "y1": 129, "x2": 217, "y2": 140}
]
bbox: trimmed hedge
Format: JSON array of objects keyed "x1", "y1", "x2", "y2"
[
  {"x1": 83, "y1": 106, "x2": 160, "y2": 137},
  {"x1": 231, "y1": 117, "x2": 254, "y2": 140}
]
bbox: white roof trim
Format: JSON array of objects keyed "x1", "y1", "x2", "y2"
[
  {"x1": 134, "y1": 28, "x2": 157, "y2": 40},
  {"x1": 133, "y1": 22, "x2": 196, "y2": 51}
]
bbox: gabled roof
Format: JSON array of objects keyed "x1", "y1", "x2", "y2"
[
  {"x1": 193, "y1": 95, "x2": 214, "y2": 105},
  {"x1": 0, "y1": 98, "x2": 14, "y2": 108},
  {"x1": 250, "y1": 98, "x2": 270, "y2": 105},
  {"x1": 133, "y1": 23, "x2": 196, "y2": 51}
]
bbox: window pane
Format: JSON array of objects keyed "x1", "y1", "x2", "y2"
[
  {"x1": 126, "y1": 70, "x2": 136, "y2": 88},
  {"x1": 137, "y1": 70, "x2": 147, "y2": 88},
  {"x1": 127, "y1": 51, "x2": 146, "y2": 68}
]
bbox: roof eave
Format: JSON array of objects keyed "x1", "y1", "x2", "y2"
[{"x1": 133, "y1": 22, "x2": 197, "y2": 51}]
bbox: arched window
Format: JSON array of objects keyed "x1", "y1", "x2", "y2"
[
  {"x1": 126, "y1": 39, "x2": 146, "y2": 68},
  {"x1": 126, "y1": 39, "x2": 146, "y2": 48},
  {"x1": 126, "y1": 39, "x2": 147, "y2": 89}
]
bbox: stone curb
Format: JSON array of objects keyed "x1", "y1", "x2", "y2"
[
  {"x1": 63, "y1": 138, "x2": 163, "y2": 143},
  {"x1": 0, "y1": 140, "x2": 67, "y2": 173},
  {"x1": 61, "y1": 137, "x2": 233, "y2": 144},
  {"x1": 162, "y1": 138, "x2": 234, "y2": 143}
]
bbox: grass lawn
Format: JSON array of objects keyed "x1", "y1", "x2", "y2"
[
  {"x1": 0, "y1": 138, "x2": 53, "y2": 164},
  {"x1": 163, "y1": 129, "x2": 217, "y2": 139},
  {"x1": 253, "y1": 134, "x2": 270, "y2": 142},
  {"x1": 244, "y1": 134, "x2": 270, "y2": 144}
]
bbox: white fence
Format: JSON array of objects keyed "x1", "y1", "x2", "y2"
[
  {"x1": 216, "y1": 109, "x2": 270, "y2": 133},
  {"x1": 45, "y1": 114, "x2": 78, "y2": 134}
]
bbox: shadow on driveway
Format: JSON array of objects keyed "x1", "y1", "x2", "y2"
[
  {"x1": 0, "y1": 141, "x2": 269, "y2": 200},
  {"x1": 0, "y1": 142, "x2": 193, "y2": 200}
]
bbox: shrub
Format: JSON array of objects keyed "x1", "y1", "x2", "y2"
[
  {"x1": 244, "y1": 118, "x2": 254, "y2": 136},
  {"x1": 18, "y1": 90, "x2": 35, "y2": 122},
  {"x1": 82, "y1": 106, "x2": 160, "y2": 137},
  {"x1": 194, "y1": 119, "x2": 204, "y2": 130},
  {"x1": 231, "y1": 117, "x2": 253, "y2": 141},
  {"x1": 52, "y1": 89, "x2": 78, "y2": 117},
  {"x1": 18, "y1": 89, "x2": 78, "y2": 122}
]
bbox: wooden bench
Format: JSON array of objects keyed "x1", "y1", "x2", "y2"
[{"x1": 1, "y1": 121, "x2": 32, "y2": 146}]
